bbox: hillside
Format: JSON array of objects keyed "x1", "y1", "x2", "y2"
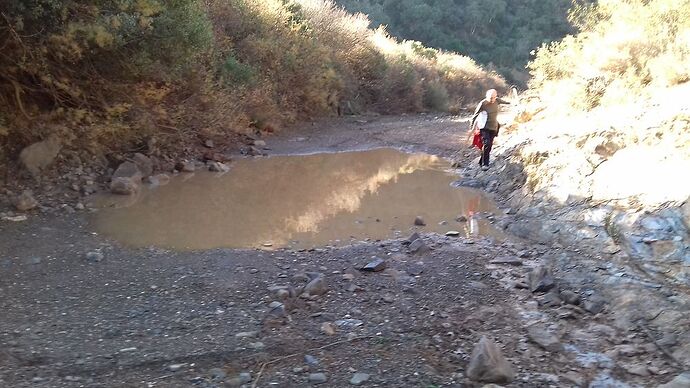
[
  {"x1": 335, "y1": 0, "x2": 576, "y2": 84},
  {"x1": 489, "y1": 0, "x2": 690, "y2": 284},
  {"x1": 0, "y1": 0, "x2": 504, "y2": 176}
]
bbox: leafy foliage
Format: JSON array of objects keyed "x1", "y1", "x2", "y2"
[{"x1": 220, "y1": 55, "x2": 257, "y2": 86}]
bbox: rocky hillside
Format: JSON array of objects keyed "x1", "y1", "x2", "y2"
[{"x1": 498, "y1": 0, "x2": 690, "y2": 287}]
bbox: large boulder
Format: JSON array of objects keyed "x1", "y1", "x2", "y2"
[
  {"x1": 110, "y1": 161, "x2": 143, "y2": 195},
  {"x1": 19, "y1": 135, "x2": 62, "y2": 177},
  {"x1": 110, "y1": 177, "x2": 140, "y2": 195},
  {"x1": 467, "y1": 336, "x2": 515, "y2": 384},
  {"x1": 112, "y1": 161, "x2": 143, "y2": 181},
  {"x1": 527, "y1": 325, "x2": 564, "y2": 352},
  {"x1": 132, "y1": 153, "x2": 153, "y2": 177},
  {"x1": 13, "y1": 190, "x2": 39, "y2": 211}
]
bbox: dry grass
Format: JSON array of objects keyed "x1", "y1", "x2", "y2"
[
  {"x1": 529, "y1": 0, "x2": 690, "y2": 111},
  {"x1": 0, "y1": 0, "x2": 504, "y2": 167}
]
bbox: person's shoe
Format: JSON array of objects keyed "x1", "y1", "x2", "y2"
[{"x1": 481, "y1": 165, "x2": 489, "y2": 171}]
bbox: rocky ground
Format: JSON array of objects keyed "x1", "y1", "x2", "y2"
[{"x1": 1, "y1": 113, "x2": 689, "y2": 387}]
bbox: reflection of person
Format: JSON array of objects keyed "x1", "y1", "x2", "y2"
[{"x1": 470, "y1": 89, "x2": 511, "y2": 170}]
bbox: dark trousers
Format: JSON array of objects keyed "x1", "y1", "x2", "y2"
[{"x1": 479, "y1": 129, "x2": 496, "y2": 166}]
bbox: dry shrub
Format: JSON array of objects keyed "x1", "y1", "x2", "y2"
[
  {"x1": 529, "y1": 0, "x2": 690, "y2": 111},
  {"x1": 0, "y1": 0, "x2": 504, "y2": 166}
]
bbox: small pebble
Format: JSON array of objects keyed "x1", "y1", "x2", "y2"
[
  {"x1": 308, "y1": 373, "x2": 328, "y2": 384},
  {"x1": 168, "y1": 363, "x2": 186, "y2": 372},
  {"x1": 350, "y1": 372, "x2": 370, "y2": 385}
]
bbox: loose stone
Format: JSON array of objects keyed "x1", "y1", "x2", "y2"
[
  {"x1": 539, "y1": 291, "x2": 562, "y2": 308},
  {"x1": 13, "y1": 190, "x2": 39, "y2": 211},
  {"x1": 467, "y1": 336, "x2": 515, "y2": 383},
  {"x1": 490, "y1": 257, "x2": 523, "y2": 266},
  {"x1": 527, "y1": 265, "x2": 556, "y2": 293},
  {"x1": 113, "y1": 161, "x2": 143, "y2": 181},
  {"x1": 321, "y1": 322, "x2": 337, "y2": 336},
  {"x1": 623, "y1": 364, "x2": 650, "y2": 377},
  {"x1": 361, "y1": 258, "x2": 387, "y2": 272},
  {"x1": 304, "y1": 276, "x2": 328, "y2": 296},
  {"x1": 527, "y1": 325, "x2": 564, "y2": 352},
  {"x1": 235, "y1": 331, "x2": 259, "y2": 338},
  {"x1": 304, "y1": 355, "x2": 319, "y2": 366},
  {"x1": 85, "y1": 251, "x2": 104, "y2": 263},
  {"x1": 350, "y1": 372, "x2": 370, "y2": 385},
  {"x1": 19, "y1": 136, "x2": 62, "y2": 177},
  {"x1": 176, "y1": 160, "x2": 195, "y2": 173},
  {"x1": 308, "y1": 373, "x2": 328, "y2": 384},
  {"x1": 408, "y1": 239, "x2": 430, "y2": 254},
  {"x1": 168, "y1": 363, "x2": 186, "y2": 372},
  {"x1": 208, "y1": 161, "x2": 230, "y2": 172},
  {"x1": 560, "y1": 290, "x2": 581, "y2": 305},
  {"x1": 404, "y1": 232, "x2": 421, "y2": 245},
  {"x1": 239, "y1": 372, "x2": 252, "y2": 383},
  {"x1": 110, "y1": 177, "x2": 139, "y2": 195},
  {"x1": 583, "y1": 294, "x2": 607, "y2": 314},
  {"x1": 248, "y1": 146, "x2": 264, "y2": 156},
  {"x1": 335, "y1": 319, "x2": 364, "y2": 328},
  {"x1": 132, "y1": 153, "x2": 153, "y2": 177},
  {"x1": 276, "y1": 289, "x2": 290, "y2": 300}
]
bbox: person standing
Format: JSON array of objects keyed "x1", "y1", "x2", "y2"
[{"x1": 470, "y1": 89, "x2": 511, "y2": 170}]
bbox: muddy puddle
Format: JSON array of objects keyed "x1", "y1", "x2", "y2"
[{"x1": 91, "y1": 149, "x2": 501, "y2": 250}]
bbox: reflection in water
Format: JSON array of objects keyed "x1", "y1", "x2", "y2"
[{"x1": 92, "y1": 149, "x2": 500, "y2": 250}]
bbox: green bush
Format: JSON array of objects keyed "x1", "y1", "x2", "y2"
[
  {"x1": 221, "y1": 55, "x2": 257, "y2": 86},
  {"x1": 423, "y1": 80, "x2": 449, "y2": 111},
  {"x1": 1, "y1": 0, "x2": 213, "y2": 95}
]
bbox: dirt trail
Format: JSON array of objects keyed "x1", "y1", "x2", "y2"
[{"x1": 0, "y1": 114, "x2": 685, "y2": 387}]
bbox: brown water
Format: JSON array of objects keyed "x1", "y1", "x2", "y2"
[{"x1": 91, "y1": 149, "x2": 500, "y2": 250}]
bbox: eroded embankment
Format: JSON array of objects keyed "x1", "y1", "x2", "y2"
[{"x1": 452, "y1": 86, "x2": 690, "y2": 370}]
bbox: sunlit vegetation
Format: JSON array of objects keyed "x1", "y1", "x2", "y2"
[
  {"x1": 335, "y1": 0, "x2": 576, "y2": 85},
  {"x1": 528, "y1": 0, "x2": 690, "y2": 110},
  {"x1": 0, "y1": 0, "x2": 504, "y2": 163}
]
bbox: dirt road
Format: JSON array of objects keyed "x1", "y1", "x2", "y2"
[{"x1": 1, "y1": 115, "x2": 684, "y2": 387}]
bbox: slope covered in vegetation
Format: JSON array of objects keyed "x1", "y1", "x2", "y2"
[
  {"x1": 0, "y1": 0, "x2": 504, "y2": 169},
  {"x1": 336, "y1": 0, "x2": 576, "y2": 84}
]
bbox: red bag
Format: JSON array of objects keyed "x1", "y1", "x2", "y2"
[{"x1": 472, "y1": 129, "x2": 483, "y2": 149}]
